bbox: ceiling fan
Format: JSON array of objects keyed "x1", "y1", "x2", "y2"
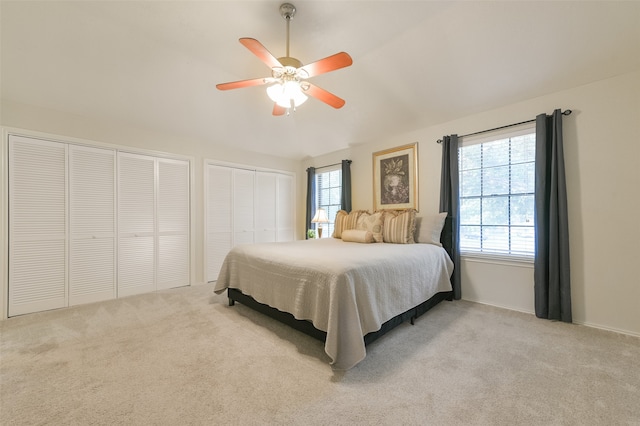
[{"x1": 216, "y1": 3, "x2": 353, "y2": 116}]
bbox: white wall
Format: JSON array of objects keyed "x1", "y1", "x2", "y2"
[
  {"x1": 3, "y1": 70, "x2": 639, "y2": 336},
  {"x1": 303, "y1": 70, "x2": 640, "y2": 337}
]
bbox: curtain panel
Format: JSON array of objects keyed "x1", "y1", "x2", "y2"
[
  {"x1": 439, "y1": 135, "x2": 461, "y2": 300},
  {"x1": 341, "y1": 160, "x2": 352, "y2": 212},
  {"x1": 534, "y1": 110, "x2": 572, "y2": 322},
  {"x1": 305, "y1": 167, "x2": 316, "y2": 239}
]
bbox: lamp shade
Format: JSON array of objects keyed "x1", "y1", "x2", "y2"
[
  {"x1": 311, "y1": 208, "x2": 329, "y2": 223},
  {"x1": 267, "y1": 81, "x2": 308, "y2": 108}
]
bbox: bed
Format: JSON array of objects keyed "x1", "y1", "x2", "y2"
[{"x1": 214, "y1": 215, "x2": 456, "y2": 370}]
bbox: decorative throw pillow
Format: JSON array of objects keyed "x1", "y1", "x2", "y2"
[
  {"x1": 382, "y1": 209, "x2": 417, "y2": 244},
  {"x1": 341, "y1": 229, "x2": 375, "y2": 243},
  {"x1": 414, "y1": 212, "x2": 448, "y2": 246},
  {"x1": 332, "y1": 210, "x2": 348, "y2": 238},
  {"x1": 356, "y1": 211, "x2": 384, "y2": 243},
  {"x1": 344, "y1": 210, "x2": 366, "y2": 232}
]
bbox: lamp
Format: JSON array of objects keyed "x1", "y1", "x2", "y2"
[
  {"x1": 311, "y1": 208, "x2": 329, "y2": 238},
  {"x1": 266, "y1": 77, "x2": 308, "y2": 109}
]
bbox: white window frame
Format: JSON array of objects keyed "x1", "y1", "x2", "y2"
[
  {"x1": 314, "y1": 165, "x2": 342, "y2": 238},
  {"x1": 458, "y1": 123, "x2": 536, "y2": 263}
]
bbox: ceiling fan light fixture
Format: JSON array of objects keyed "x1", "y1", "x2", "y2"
[
  {"x1": 267, "y1": 81, "x2": 308, "y2": 108},
  {"x1": 216, "y1": 2, "x2": 352, "y2": 115}
]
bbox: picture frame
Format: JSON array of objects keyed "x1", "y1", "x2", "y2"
[{"x1": 372, "y1": 142, "x2": 419, "y2": 211}]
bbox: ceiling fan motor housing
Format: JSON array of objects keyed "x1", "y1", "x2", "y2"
[
  {"x1": 279, "y1": 3, "x2": 296, "y2": 20},
  {"x1": 277, "y1": 57, "x2": 302, "y2": 68}
]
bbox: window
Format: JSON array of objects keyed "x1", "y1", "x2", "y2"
[
  {"x1": 458, "y1": 125, "x2": 536, "y2": 259},
  {"x1": 315, "y1": 167, "x2": 342, "y2": 238}
]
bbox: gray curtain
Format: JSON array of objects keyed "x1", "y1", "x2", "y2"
[
  {"x1": 341, "y1": 160, "x2": 352, "y2": 212},
  {"x1": 439, "y1": 135, "x2": 461, "y2": 300},
  {"x1": 535, "y1": 110, "x2": 572, "y2": 323},
  {"x1": 305, "y1": 167, "x2": 316, "y2": 239}
]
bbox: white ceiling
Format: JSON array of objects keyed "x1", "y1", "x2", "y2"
[{"x1": 2, "y1": 1, "x2": 639, "y2": 160}]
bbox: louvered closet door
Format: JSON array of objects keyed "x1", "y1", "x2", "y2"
[
  {"x1": 276, "y1": 173, "x2": 295, "y2": 242},
  {"x1": 157, "y1": 158, "x2": 190, "y2": 290},
  {"x1": 206, "y1": 165, "x2": 232, "y2": 282},
  {"x1": 9, "y1": 136, "x2": 67, "y2": 316},
  {"x1": 118, "y1": 152, "x2": 155, "y2": 297},
  {"x1": 69, "y1": 145, "x2": 116, "y2": 305},
  {"x1": 233, "y1": 168, "x2": 255, "y2": 246},
  {"x1": 255, "y1": 172, "x2": 277, "y2": 243}
]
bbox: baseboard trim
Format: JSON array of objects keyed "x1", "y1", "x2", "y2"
[
  {"x1": 463, "y1": 298, "x2": 639, "y2": 338},
  {"x1": 572, "y1": 319, "x2": 640, "y2": 339},
  {"x1": 461, "y1": 298, "x2": 534, "y2": 316}
]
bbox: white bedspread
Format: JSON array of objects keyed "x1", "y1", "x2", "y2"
[{"x1": 214, "y1": 238, "x2": 453, "y2": 369}]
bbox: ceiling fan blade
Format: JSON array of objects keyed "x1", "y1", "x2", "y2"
[
  {"x1": 299, "y1": 52, "x2": 353, "y2": 78},
  {"x1": 305, "y1": 83, "x2": 346, "y2": 109},
  {"x1": 239, "y1": 38, "x2": 282, "y2": 69},
  {"x1": 272, "y1": 104, "x2": 287, "y2": 116},
  {"x1": 216, "y1": 77, "x2": 268, "y2": 91}
]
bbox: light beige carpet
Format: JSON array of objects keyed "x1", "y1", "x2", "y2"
[{"x1": 1, "y1": 283, "x2": 639, "y2": 425}]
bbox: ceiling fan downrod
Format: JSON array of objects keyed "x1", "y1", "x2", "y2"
[{"x1": 279, "y1": 3, "x2": 296, "y2": 58}]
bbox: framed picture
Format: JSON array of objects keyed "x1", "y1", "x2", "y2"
[{"x1": 373, "y1": 142, "x2": 419, "y2": 211}]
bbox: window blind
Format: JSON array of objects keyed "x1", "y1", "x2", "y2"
[{"x1": 459, "y1": 125, "x2": 536, "y2": 258}]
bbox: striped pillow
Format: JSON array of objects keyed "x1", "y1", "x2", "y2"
[
  {"x1": 344, "y1": 210, "x2": 365, "y2": 232},
  {"x1": 382, "y1": 209, "x2": 417, "y2": 244},
  {"x1": 332, "y1": 210, "x2": 348, "y2": 238}
]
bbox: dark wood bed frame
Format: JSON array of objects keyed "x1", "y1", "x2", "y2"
[{"x1": 226, "y1": 216, "x2": 456, "y2": 347}]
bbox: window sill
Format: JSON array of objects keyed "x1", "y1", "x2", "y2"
[{"x1": 460, "y1": 252, "x2": 534, "y2": 268}]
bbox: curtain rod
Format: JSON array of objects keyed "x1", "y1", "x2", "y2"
[
  {"x1": 307, "y1": 159, "x2": 352, "y2": 172},
  {"x1": 436, "y1": 110, "x2": 572, "y2": 143}
]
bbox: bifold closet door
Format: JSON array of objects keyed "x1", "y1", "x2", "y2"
[
  {"x1": 276, "y1": 174, "x2": 295, "y2": 242},
  {"x1": 157, "y1": 158, "x2": 190, "y2": 290},
  {"x1": 118, "y1": 152, "x2": 155, "y2": 297},
  {"x1": 205, "y1": 165, "x2": 255, "y2": 281},
  {"x1": 9, "y1": 136, "x2": 67, "y2": 316},
  {"x1": 255, "y1": 172, "x2": 277, "y2": 243},
  {"x1": 69, "y1": 145, "x2": 116, "y2": 305},
  {"x1": 206, "y1": 166, "x2": 294, "y2": 282},
  {"x1": 206, "y1": 165, "x2": 232, "y2": 282},
  {"x1": 255, "y1": 172, "x2": 294, "y2": 243},
  {"x1": 233, "y1": 168, "x2": 255, "y2": 246}
]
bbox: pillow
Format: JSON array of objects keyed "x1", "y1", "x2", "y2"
[
  {"x1": 414, "y1": 212, "x2": 448, "y2": 246},
  {"x1": 344, "y1": 210, "x2": 366, "y2": 232},
  {"x1": 382, "y1": 209, "x2": 417, "y2": 244},
  {"x1": 341, "y1": 229, "x2": 375, "y2": 243},
  {"x1": 356, "y1": 211, "x2": 384, "y2": 243},
  {"x1": 332, "y1": 210, "x2": 348, "y2": 238}
]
